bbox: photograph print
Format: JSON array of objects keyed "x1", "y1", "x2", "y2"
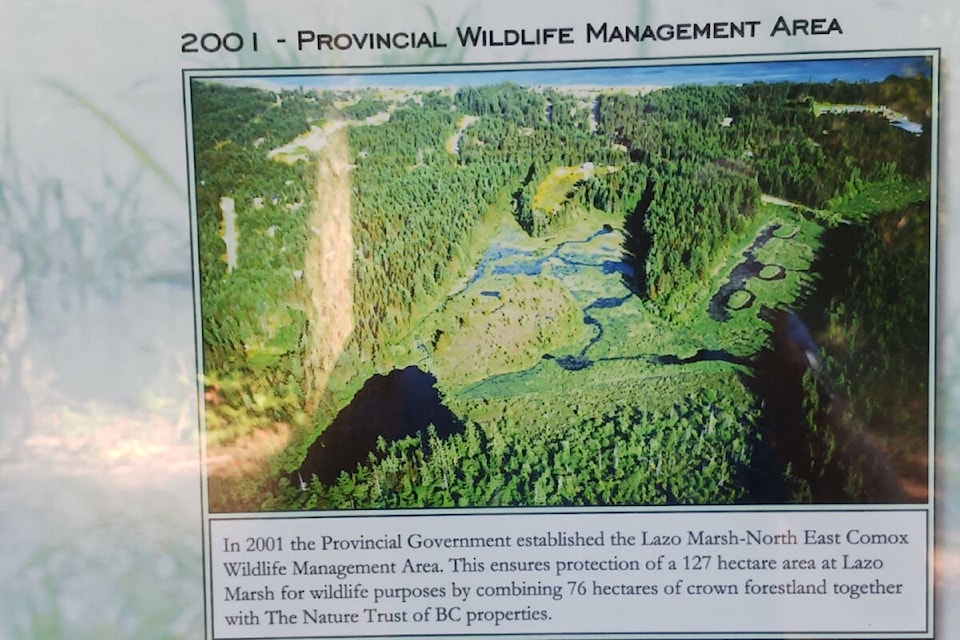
[{"x1": 188, "y1": 54, "x2": 934, "y2": 513}]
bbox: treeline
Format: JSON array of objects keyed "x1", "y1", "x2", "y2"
[
  {"x1": 542, "y1": 88, "x2": 593, "y2": 131},
  {"x1": 194, "y1": 76, "x2": 932, "y2": 374},
  {"x1": 453, "y1": 85, "x2": 624, "y2": 236},
  {"x1": 454, "y1": 83, "x2": 547, "y2": 128},
  {"x1": 277, "y1": 388, "x2": 757, "y2": 509},
  {"x1": 191, "y1": 83, "x2": 321, "y2": 153},
  {"x1": 340, "y1": 82, "x2": 629, "y2": 355},
  {"x1": 343, "y1": 102, "x2": 524, "y2": 355},
  {"x1": 338, "y1": 95, "x2": 389, "y2": 120},
  {"x1": 192, "y1": 73, "x2": 932, "y2": 510},
  {"x1": 596, "y1": 88, "x2": 762, "y2": 306},
  {"x1": 590, "y1": 79, "x2": 929, "y2": 309},
  {"x1": 807, "y1": 73, "x2": 932, "y2": 121},
  {"x1": 742, "y1": 81, "x2": 929, "y2": 207},
  {"x1": 821, "y1": 201, "x2": 930, "y2": 437},
  {"x1": 191, "y1": 82, "x2": 323, "y2": 443}
]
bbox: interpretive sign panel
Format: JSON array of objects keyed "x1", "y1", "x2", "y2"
[
  {"x1": 209, "y1": 511, "x2": 928, "y2": 638},
  {"x1": 188, "y1": 48, "x2": 936, "y2": 638}
]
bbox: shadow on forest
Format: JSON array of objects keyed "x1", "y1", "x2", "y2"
[
  {"x1": 295, "y1": 366, "x2": 463, "y2": 487},
  {"x1": 620, "y1": 181, "x2": 656, "y2": 295},
  {"x1": 740, "y1": 308, "x2": 908, "y2": 504}
]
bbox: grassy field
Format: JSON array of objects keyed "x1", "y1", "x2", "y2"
[{"x1": 533, "y1": 164, "x2": 618, "y2": 215}]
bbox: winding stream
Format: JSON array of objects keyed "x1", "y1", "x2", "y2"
[
  {"x1": 465, "y1": 225, "x2": 617, "y2": 287},
  {"x1": 466, "y1": 218, "x2": 797, "y2": 378},
  {"x1": 459, "y1": 219, "x2": 781, "y2": 386}
]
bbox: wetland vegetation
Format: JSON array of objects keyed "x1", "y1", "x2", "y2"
[{"x1": 190, "y1": 62, "x2": 932, "y2": 511}]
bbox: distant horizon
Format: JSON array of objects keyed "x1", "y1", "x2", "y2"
[{"x1": 203, "y1": 56, "x2": 932, "y2": 93}]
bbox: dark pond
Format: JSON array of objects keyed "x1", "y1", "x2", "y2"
[
  {"x1": 543, "y1": 353, "x2": 594, "y2": 371},
  {"x1": 602, "y1": 260, "x2": 634, "y2": 277},
  {"x1": 708, "y1": 224, "x2": 781, "y2": 321},
  {"x1": 587, "y1": 295, "x2": 631, "y2": 310},
  {"x1": 297, "y1": 366, "x2": 462, "y2": 486}
]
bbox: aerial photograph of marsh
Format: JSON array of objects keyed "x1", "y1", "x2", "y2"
[{"x1": 189, "y1": 56, "x2": 933, "y2": 512}]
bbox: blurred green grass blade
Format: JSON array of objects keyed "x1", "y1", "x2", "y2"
[{"x1": 43, "y1": 79, "x2": 183, "y2": 195}]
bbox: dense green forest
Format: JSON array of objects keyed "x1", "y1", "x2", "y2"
[
  {"x1": 192, "y1": 84, "x2": 319, "y2": 447},
  {"x1": 190, "y1": 67, "x2": 932, "y2": 511}
]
